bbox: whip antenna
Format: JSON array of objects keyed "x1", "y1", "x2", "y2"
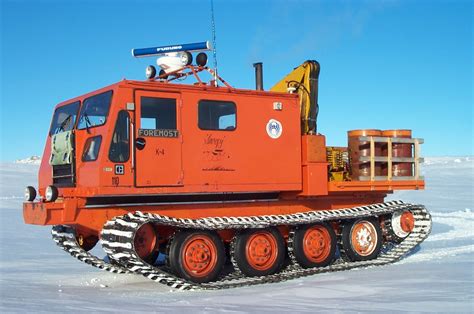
[{"x1": 210, "y1": 0, "x2": 218, "y2": 87}]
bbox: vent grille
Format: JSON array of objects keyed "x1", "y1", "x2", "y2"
[{"x1": 52, "y1": 164, "x2": 75, "y2": 187}]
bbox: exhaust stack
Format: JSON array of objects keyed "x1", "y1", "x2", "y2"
[{"x1": 253, "y1": 62, "x2": 263, "y2": 91}]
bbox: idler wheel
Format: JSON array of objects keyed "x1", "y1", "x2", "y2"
[
  {"x1": 234, "y1": 228, "x2": 285, "y2": 277},
  {"x1": 76, "y1": 234, "x2": 98, "y2": 252},
  {"x1": 75, "y1": 227, "x2": 99, "y2": 252},
  {"x1": 169, "y1": 230, "x2": 225, "y2": 283},
  {"x1": 389, "y1": 210, "x2": 415, "y2": 242},
  {"x1": 342, "y1": 218, "x2": 382, "y2": 261},
  {"x1": 133, "y1": 223, "x2": 158, "y2": 263},
  {"x1": 292, "y1": 223, "x2": 337, "y2": 268}
]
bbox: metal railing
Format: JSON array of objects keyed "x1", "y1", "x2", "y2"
[{"x1": 356, "y1": 136, "x2": 424, "y2": 181}]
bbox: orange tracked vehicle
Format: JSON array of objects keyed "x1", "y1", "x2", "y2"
[{"x1": 23, "y1": 42, "x2": 431, "y2": 290}]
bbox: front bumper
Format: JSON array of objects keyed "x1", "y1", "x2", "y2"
[{"x1": 23, "y1": 199, "x2": 78, "y2": 226}]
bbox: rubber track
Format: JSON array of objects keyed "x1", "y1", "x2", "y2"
[
  {"x1": 52, "y1": 226, "x2": 130, "y2": 274},
  {"x1": 52, "y1": 200, "x2": 431, "y2": 291}
]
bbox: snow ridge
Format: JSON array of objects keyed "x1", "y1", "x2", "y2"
[{"x1": 14, "y1": 156, "x2": 41, "y2": 165}]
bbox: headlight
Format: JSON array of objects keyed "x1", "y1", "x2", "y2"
[
  {"x1": 24, "y1": 186, "x2": 37, "y2": 202},
  {"x1": 45, "y1": 185, "x2": 59, "y2": 202},
  {"x1": 196, "y1": 52, "x2": 208, "y2": 66},
  {"x1": 180, "y1": 51, "x2": 193, "y2": 66},
  {"x1": 145, "y1": 65, "x2": 156, "y2": 79}
]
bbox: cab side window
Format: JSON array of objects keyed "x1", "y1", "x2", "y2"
[
  {"x1": 109, "y1": 110, "x2": 130, "y2": 162},
  {"x1": 140, "y1": 97, "x2": 177, "y2": 130},
  {"x1": 82, "y1": 136, "x2": 102, "y2": 162},
  {"x1": 198, "y1": 100, "x2": 236, "y2": 131}
]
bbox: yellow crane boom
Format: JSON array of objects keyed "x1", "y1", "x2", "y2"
[{"x1": 270, "y1": 60, "x2": 320, "y2": 134}]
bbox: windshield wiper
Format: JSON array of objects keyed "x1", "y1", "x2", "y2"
[{"x1": 83, "y1": 112, "x2": 92, "y2": 134}]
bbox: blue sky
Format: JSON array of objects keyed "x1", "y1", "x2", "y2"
[{"x1": 1, "y1": 0, "x2": 472, "y2": 161}]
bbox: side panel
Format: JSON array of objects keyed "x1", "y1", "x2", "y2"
[{"x1": 180, "y1": 91, "x2": 302, "y2": 191}]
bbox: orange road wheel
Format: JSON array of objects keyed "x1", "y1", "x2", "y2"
[
  {"x1": 169, "y1": 230, "x2": 225, "y2": 283},
  {"x1": 342, "y1": 218, "x2": 383, "y2": 261},
  {"x1": 234, "y1": 228, "x2": 285, "y2": 277},
  {"x1": 133, "y1": 223, "x2": 158, "y2": 262},
  {"x1": 292, "y1": 223, "x2": 337, "y2": 268},
  {"x1": 246, "y1": 232, "x2": 278, "y2": 271}
]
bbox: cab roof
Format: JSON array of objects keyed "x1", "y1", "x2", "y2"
[{"x1": 54, "y1": 79, "x2": 298, "y2": 110}]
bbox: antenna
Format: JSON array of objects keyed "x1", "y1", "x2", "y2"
[{"x1": 210, "y1": 0, "x2": 218, "y2": 87}]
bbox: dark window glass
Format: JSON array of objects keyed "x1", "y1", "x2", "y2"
[
  {"x1": 198, "y1": 100, "x2": 236, "y2": 131},
  {"x1": 82, "y1": 136, "x2": 102, "y2": 161},
  {"x1": 140, "y1": 97, "x2": 177, "y2": 129},
  {"x1": 49, "y1": 101, "x2": 80, "y2": 135},
  {"x1": 109, "y1": 111, "x2": 130, "y2": 162},
  {"x1": 77, "y1": 90, "x2": 113, "y2": 130}
]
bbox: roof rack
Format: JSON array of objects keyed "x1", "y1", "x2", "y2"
[{"x1": 150, "y1": 65, "x2": 233, "y2": 89}]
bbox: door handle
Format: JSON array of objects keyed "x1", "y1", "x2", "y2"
[{"x1": 136, "y1": 137, "x2": 146, "y2": 150}]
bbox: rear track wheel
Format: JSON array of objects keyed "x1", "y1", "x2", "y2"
[
  {"x1": 388, "y1": 210, "x2": 415, "y2": 243},
  {"x1": 234, "y1": 228, "x2": 286, "y2": 277},
  {"x1": 341, "y1": 218, "x2": 383, "y2": 261}
]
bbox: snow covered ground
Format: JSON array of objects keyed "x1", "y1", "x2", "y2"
[{"x1": 0, "y1": 157, "x2": 472, "y2": 312}]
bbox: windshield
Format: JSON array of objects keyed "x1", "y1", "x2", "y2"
[
  {"x1": 49, "y1": 101, "x2": 80, "y2": 135},
  {"x1": 77, "y1": 90, "x2": 113, "y2": 130}
]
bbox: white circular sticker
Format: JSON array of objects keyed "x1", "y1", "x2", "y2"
[{"x1": 266, "y1": 119, "x2": 283, "y2": 139}]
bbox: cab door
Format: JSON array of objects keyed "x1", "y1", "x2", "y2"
[{"x1": 135, "y1": 90, "x2": 183, "y2": 187}]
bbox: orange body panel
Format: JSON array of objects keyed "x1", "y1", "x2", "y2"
[
  {"x1": 300, "y1": 134, "x2": 329, "y2": 196},
  {"x1": 301, "y1": 135, "x2": 327, "y2": 164},
  {"x1": 300, "y1": 164, "x2": 329, "y2": 196}
]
